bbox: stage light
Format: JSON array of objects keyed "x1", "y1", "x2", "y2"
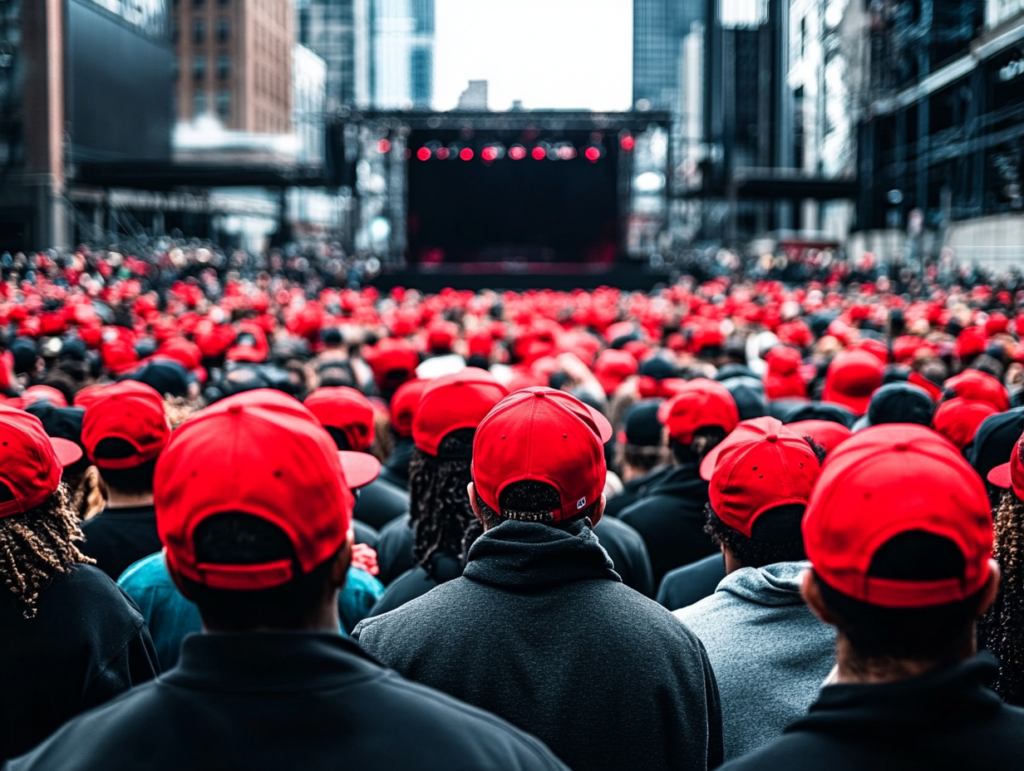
[
  {"x1": 532, "y1": 146, "x2": 546, "y2": 161},
  {"x1": 378, "y1": 139, "x2": 391, "y2": 154},
  {"x1": 585, "y1": 146, "x2": 601, "y2": 162},
  {"x1": 620, "y1": 134, "x2": 635, "y2": 151},
  {"x1": 460, "y1": 147, "x2": 474, "y2": 161},
  {"x1": 481, "y1": 146, "x2": 498, "y2": 162},
  {"x1": 416, "y1": 147, "x2": 431, "y2": 161},
  {"x1": 509, "y1": 144, "x2": 527, "y2": 160},
  {"x1": 436, "y1": 147, "x2": 450, "y2": 160}
]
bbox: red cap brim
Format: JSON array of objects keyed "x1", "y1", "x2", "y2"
[
  {"x1": 987, "y1": 462, "x2": 1012, "y2": 489},
  {"x1": 339, "y1": 451, "x2": 381, "y2": 490},
  {"x1": 699, "y1": 444, "x2": 723, "y2": 481},
  {"x1": 584, "y1": 404, "x2": 614, "y2": 444},
  {"x1": 51, "y1": 437, "x2": 84, "y2": 467}
]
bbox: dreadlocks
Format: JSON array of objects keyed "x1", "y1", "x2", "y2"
[
  {"x1": 980, "y1": 489, "x2": 1024, "y2": 706},
  {"x1": 0, "y1": 483, "x2": 94, "y2": 619},
  {"x1": 408, "y1": 428, "x2": 476, "y2": 577}
]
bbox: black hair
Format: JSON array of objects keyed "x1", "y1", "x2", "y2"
[
  {"x1": 408, "y1": 429, "x2": 476, "y2": 575},
  {"x1": 620, "y1": 443, "x2": 666, "y2": 475},
  {"x1": 670, "y1": 425, "x2": 728, "y2": 465},
  {"x1": 473, "y1": 479, "x2": 595, "y2": 530},
  {"x1": 816, "y1": 530, "x2": 987, "y2": 665},
  {"x1": 92, "y1": 438, "x2": 158, "y2": 495},
  {"x1": 177, "y1": 512, "x2": 339, "y2": 631},
  {"x1": 325, "y1": 426, "x2": 352, "y2": 451},
  {"x1": 704, "y1": 503, "x2": 807, "y2": 569}
]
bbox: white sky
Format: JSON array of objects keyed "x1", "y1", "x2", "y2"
[{"x1": 433, "y1": 0, "x2": 633, "y2": 112}]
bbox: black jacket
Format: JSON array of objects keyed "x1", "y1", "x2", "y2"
[
  {"x1": 721, "y1": 654, "x2": 1024, "y2": 771},
  {"x1": 354, "y1": 520, "x2": 723, "y2": 771},
  {"x1": 353, "y1": 477, "x2": 409, "y2": 532},
  {"x1": 373, "y1": 513, "x2": 655, "y2": 597},
  {"x1": 352, "y1": 519, "x2": 379, "y2": 550},
  {"x1": 0, "y1": 565, "x2": 159, "y2": 763},
  {"x1": 605, "y1": 465, "x2": 670, "y2": 518},
  {"x1": 6, "y1": 633, "x2": 568, "y2": 771},
  {"x1": 379, "y1": 436, "x2": 414, "y2": 490},
  {"x1": 80, "y1": 505, "x2": 163, "y2": 581},
  {"x1": 619, "y1": 463, "x2": 717, "y2": 585},
  {"x1": 657, "y1": 553, "x2": 727, "y2": 610}
]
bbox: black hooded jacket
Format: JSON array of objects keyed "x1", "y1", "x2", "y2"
[
  {"x1": 352, "y1": 477, "x2": 409, "y2": 532},
  {"x1": 373, "y1": 512, "x2": 655, "y2": 596},
  {"x1": 605, "y1": 465, "x2": 671, "y2": 517},
  {"x1": 354, "y1": 520, "x2": 723, "y2": 771},
  {"x1": 6, "y1": 632, "x2": 567, "y2": 771},
  {"x1": 379, "y1": 436, "x2": 414, "y2": 490},
  {"x1": 619, "y1": 463, "x2": 717, "y2": 585},
  {"x1": 721, "y1": 654, "x2": 1024, "y2": 771}
]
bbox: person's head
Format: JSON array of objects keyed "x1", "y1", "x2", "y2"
[
  {"x1": 81, "y1": 381, "x2": 171, "y2": 497},
  {"x1": 933, "y1": 397, "x2": 997, "y2": 455},
  {"x1": 802, "y1": 424, "x2": 998, "y2": 680},
  {"x1": 698, "y1": 417, "x2": 820, "y2": 572},
  {"x1": 389, "y1": 378, "x2": 430, "y2": 440},
  {"x1": 156, "y1": 389, "x2": 379, "y2": 632},
  {"x1": 0, "y1": 406, "x2": 88, "y2": 618},
  {"x1": 786, "y1": 419, "x2": 852, "y2": 455},
  {"x1": 364, "y1": 337, "x2": 420, "y2": 399},
  {"x1": 864, "y1": 382, "x2": 935, "y2": 427},
  {"x1": 657, "y1": 379, "x2": 739, "y2": 465},
  {"x1": 304, "y1": 386, "x2": 376, "y2": 452},
  {"x1": 409, "y1": 369, "x2": 508, "y2": 569},
  {"x1": 594, "y1": 349, "x2": 639, "y2": 397},
  {"x1": 821, "y1": 349, "x2": 885, "y2": 416},
  {"x1": 469, "y1": 387, "x2": 613, "y2": 532},
  {"x1": 617, "y1": 399, "x2": 667, "y2": 482},
  {"x1": 943, "y1": 368, "x2": 1009, "y2": 413}
]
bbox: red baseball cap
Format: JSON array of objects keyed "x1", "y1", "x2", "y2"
[
  {"x1": 657, "y1": 379, "x2": 739, "y2": 444},
  {"x1": 943, "y1": 369, "x2": 1009, "y2": 413},
  {"x1": 155, "y1": 389, "x2": 379, "y2": 591},
  {"x1": 804, "y1": 424, "x2": 993, "y2": 608},
  {"x1": 0, "y1": 405, "x2": 83, "y2": 519},
  {"x1": 304, "y1": 386, "x2": 376, "y2": 452},
  {"x1": 822, "y1": 349, "x2": 884, "y2": 416},
  {"x1": 908, "y1": 371, "x2": 943, "y2": 402},
  {"x1": 413, "y1": 368, "x2": 509, "y2": 456},
  {"x1": 21, "y1": 385, "x2": 69, "y2": 409},
  {"x1": 82, "y1": 381, "x2": 171, "y2": 469},
  {"x1": 390, "y1": 378, "x2": 430, "y2": 438},
  {"x1": 933, "y1": 397, "x2": 998, "y2": 451},
  {"x1": 699, "y1": 417, "x2": 819, "y2": 537},
  {"x1": 594, "y1": 349, "x2": 639, "y2": 396},
  {"x1": 473, "y1": 388, "x2": 611, "y2": 521},
  {"x1": 987, "y1": 432, "x2": 1024, "y2": 498},
  {"x1": 365, "y1": 337, "x2": 420, "y2": 391},
  {"x1": 225, "y1": 323, "x2": 270, "y2": 364},
  {"x1": 786, "y1": 419, "x2": 852, "y2": 454}
]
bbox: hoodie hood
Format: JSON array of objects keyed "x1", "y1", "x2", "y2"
[
  {"x1": 717, "y1": 560, "x2": 809, "y2": 607},
  {"x1": 647, "y1": 463, "x2": 710, "y2": 500},
  {"x1": 463, "y1": 519, "x2": 621, "y2": 591}
]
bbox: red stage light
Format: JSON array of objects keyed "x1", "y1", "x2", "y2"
[
  {"x1": 509, "y1": 145, "x2": 527, "y2": 160},
  {"x1": 460, "y1": 147, "x2": 474, "y2": 161},
  {"x1": 532, "y1": 146, "x2": 546, "y2": 160},
  {"x1": 416, "y1": 147, "x2": 431, "y2": 161},
  {"x1": 585, "y1": 146, "x2": 601, "y2": 162},
  {"x1": 481, "y1": 146, "x2": 498, "y2": 162},
  {"x1": 620, "y1": 135, "x2": 635, "y2": 151},
  {"x1": 436, "y1": 147, "x2": 450, "y2": 160},
  {"x1": 378, "y1": 139, "x2": 391, "y2": 154}
]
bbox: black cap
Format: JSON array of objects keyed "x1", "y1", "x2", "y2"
[
  {"x1": 882, "y1": 364, "x2": 911, "y2": 385},
  {"x1": 866, "y1": 382, "x2": 935, "y2": 427},
  {"x1": 714, "y1": 363, "x2": 758, "y2": 382},
  {"x1": 622, "y1": 399, "x2": 663, "y2": 447},
  {"x1": 784, "y1": 401, "x2": 856, "y2": 428},
  {"x1": 23, "y1": 401, "x2": 89, "y2": 473},
  {"x1": 9, "y1": 337, "x2": 38, "y2": 374},
  {"x1": 970, "y1": 407, "x2": 1024, "y2": 482},
  {"x1": 321, "y1": 327, "x2": 344, "y2": 346},
  {"x1": 59, "y1": 336, "x2": 89, "y2": 363},
  {"x1": 723, "y1": 376, "x2": 768, "y2": 421},
  {"x1": 767, "y1": 397, "x2": 811, "y2": 422},
  {"x1": 126, "y1": 359, "x2": 191, "y2": 398},
  {"x1": 639, "y1": 356, "x2": 677, "y2": 381}
]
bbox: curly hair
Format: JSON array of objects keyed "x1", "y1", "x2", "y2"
[
  {"x1": 408, "y1": 429, "x2": 476, "y2": 576},
  {"x1": 703, "y1": 503, "x2": 806, "y2": 569},
  {"x1": 0, "y1": 483, "x2": 94, "y2": 619},
  {"x1": 980, "y1": 489, "x2": 1024, "y2": 706}
]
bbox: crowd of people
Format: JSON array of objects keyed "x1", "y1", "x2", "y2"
[{"x1": 3, "y1": 243, "x2": 1024, "y2": 769}]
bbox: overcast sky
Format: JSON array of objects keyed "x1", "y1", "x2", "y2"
[{"x1": 433, "y1": 0, "x2": 633, "y2": 112}]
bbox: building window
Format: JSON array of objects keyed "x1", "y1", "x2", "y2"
[
  {"x1": 411, "y1": 47, "x2": 431, "y2": 106},
  {"x1": 412, "y1": 0, "x2": 434, "y2": 33},
  {"x1": 216, "y1": 89, "x2": 231, "y2": 120},
  {"x1": 193, "y1": 54, "x2": 206, "y2": 81},
  {"x1": 193, "y1": 90, "x2": 208, "y2": 116},
  {"x1": 194, "y1": 18, "x2": 205, "y2": 44},
  {"x1": 217, "y1": 53, "x2": 230, "y2": 79},
  {"x1": 216, "y1": 18, "x2": 229, "y2": 43}
]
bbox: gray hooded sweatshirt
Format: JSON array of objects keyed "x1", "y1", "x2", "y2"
[{"x1": 674, "y1": 561, "x2": 836, "y2": 762}]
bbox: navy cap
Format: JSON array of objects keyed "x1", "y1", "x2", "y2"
[
  {"x1": 970, "y1": 407, "x2": 1024, "y2": 483},
  {"x1": 623, "y1": 399, "x2": 663, "y2": 447},
  {"x1": 866, "y1": 382, "x2": 935, "y2": 427}
]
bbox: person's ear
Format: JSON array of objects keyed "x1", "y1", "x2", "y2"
[
  {"x1": 329, "y1": 529, "x2": 355, "y2": 590},
  {"x1": 588, "y1": 494, "x2": 606, "y2": 528},
  {"x1": 977, "y1": 559, "x2": 1002, "y2": 617},
  {"x1": 801, "y1": 569, "x2": 837, "y2": 626},
  {"x1": 468, "y1": 482, "x2": 485, "y2": 524}
]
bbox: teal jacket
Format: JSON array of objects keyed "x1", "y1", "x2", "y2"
[{"x1": 119, "y1": 552, "x2": 384, "y2": 671}]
